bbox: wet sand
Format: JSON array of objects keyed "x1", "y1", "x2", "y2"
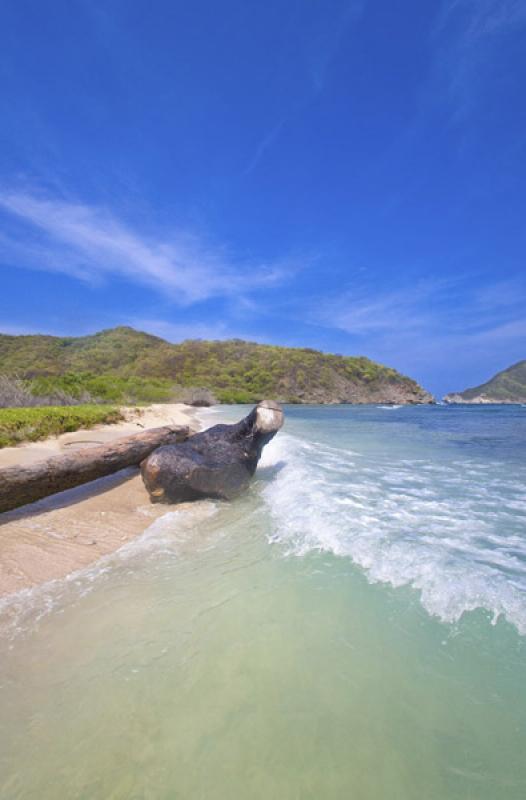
[{"x1": 0, "y1": 404, "x2": 202, "y2": 598}]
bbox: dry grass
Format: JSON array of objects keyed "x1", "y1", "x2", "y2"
[{"x1": 0, "y1": 375, "x2": 88, "y2": 408}]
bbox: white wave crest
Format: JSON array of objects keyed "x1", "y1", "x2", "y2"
[{"x1": 260, "y1": 433, "x2": 526, "y2": 633}]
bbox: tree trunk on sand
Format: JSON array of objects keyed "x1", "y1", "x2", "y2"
[
  {"x1": 141, "y1": 400, "x2": 284, "y2": 503},
  {"x1": 0, "y1": 425, "x2": 190, "y2": 515}
]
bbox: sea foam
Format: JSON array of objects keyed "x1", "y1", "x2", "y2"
[
  {"x1": 259, "y1": 431, "x2": 526, "y2": 633},
  {"x1": 0, "y1": 502, "x2": 220, "y2": 641}
]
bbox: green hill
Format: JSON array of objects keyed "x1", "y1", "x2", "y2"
[
  {"x1": 0, "y1": 326, "x2": 434, "y2": 405},
  {"x1": 444, "y1": 361, "x2": 526, "y2": 404}
]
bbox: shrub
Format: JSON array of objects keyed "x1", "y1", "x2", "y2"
[
  {"x1": 175, "y1": 387, "x2": 218, "y2": 407},
  {"x1": 0, "y1": 405, "x2": 122, "y2": 448}
]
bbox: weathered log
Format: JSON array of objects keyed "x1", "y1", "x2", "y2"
[
  {"x1": 141, "y1": 400, "x2": 284, "y2": 503},
  {"x1": 0, "y1": 425, "x2": 189, "y2": 515}
]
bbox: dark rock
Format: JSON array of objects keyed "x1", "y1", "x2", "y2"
[
  {"x1": 141, "y1": 400, "x2": 284, "y2": 503},
  {"x1": 0, "y1": 425, "x2": 189, "y2": 515}
]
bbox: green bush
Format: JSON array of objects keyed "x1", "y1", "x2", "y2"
[
  {"x1": 29, "y1": 373, "x2": 175, "y2": 404},
  {"x1": 0, "y1": 405, "x2": 122, "y2": 448}
]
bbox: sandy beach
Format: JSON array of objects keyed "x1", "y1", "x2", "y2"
[{"x1": 0, "y1": 403, "x2": 201, "y2": 598}]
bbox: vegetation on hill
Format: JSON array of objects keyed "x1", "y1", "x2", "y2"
[
  {"x1": 29, "y1": 374, "x2": 176, "y2": 405},
  {"x1": 0, "y1": 375, "x2": 84, "y2": 408},
  {"x1": 0, "y1": 406, "x2": 122, "y2": 448},
  {"x1": 0, "y1": 326, "x2": 433, "y2": 405},
  {"x1": 444, "y1": 361, "x2": 526, "y2": 404}
]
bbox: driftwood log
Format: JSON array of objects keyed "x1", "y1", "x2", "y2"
[
  {"x1": 141, "y1": 400, "x2": 284, "y2": 503},
  {"x1": 0, "y1": 425, "x2": 189, "y2": 515}
]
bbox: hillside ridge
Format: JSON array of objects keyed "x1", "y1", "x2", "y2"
[
  {"x1": 444, "y1": 360, "x2": 526, "y2": 404},
  {"x1": 0, "y1": 326, "x2": 434, "y2": 405}
]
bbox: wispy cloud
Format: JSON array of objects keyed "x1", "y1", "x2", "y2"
[
  {"x1": 243, "y1": 118, "x2": 287, "y2": 177},
  {"x1": 437, "y1": 0, "x2": 526, "y2": 40},
  {"x1": 308, "y1": 0, "x2": 365, "y2": 93},
  {"x1": 316, "y1": 274, "x2": 526, "y2": 339},
  {"x1": 0, "y1": 189, "x2": 288, "y2": 304},
  {"x1": 315, "y1": 282, "x2": 442, "y2": 337},
  {"x1": 432, "y1": 0, "x2": 526, "y2": 121},
  {"x1": 243, "y1": 1, "x2": 365, "y2": 176},
  {"x1": 312, "y1": 274, "x2": 526, "y2": 393}
]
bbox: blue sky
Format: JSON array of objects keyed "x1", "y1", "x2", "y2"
[{"x1": 0, "y1": 0, "x2": 525, "y2": 397}]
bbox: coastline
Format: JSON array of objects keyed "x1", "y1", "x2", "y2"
[
  {"x1": 0, "y1": 403, "x2": 203, "y2": 599},
  {"x1": 2, "y1": 405, "x2": 526, "y2": 797}
]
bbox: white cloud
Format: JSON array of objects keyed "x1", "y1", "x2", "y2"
[
  {"x1": 312, "y1": 275, "x2": 525, "y2": 392},
  {"x1": 468, "y1": 317, "x2": 526, "y2": 345},
  {"x1": 0, "y1": 189, "x2": 287, "y2": 304},
  {"x1": 317, "y1": 274, "x2": 526, "y2": 340},
  {"x1": 315, "y1": 280, "x2": 451, "y2": 336}
]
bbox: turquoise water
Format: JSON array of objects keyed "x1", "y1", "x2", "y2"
[{"x1": 1, "y1": 404, "x2": 526, "y2": 799}]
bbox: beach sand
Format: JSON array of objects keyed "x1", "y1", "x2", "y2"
[{"x1": 0, "y1": 404, "x2": 202, "y2": 598}]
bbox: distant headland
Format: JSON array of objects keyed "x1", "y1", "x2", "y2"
[{"x1": 444, "y1": 360, "x2": 526, "y2": 404}]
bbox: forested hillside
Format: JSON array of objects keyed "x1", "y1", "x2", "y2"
[
  {"x1": 445, "y1": 361, "x2": 526, "y2": 404},
  {"x1": 0, "y1": 326, "x2": 434, "y2": 405}
]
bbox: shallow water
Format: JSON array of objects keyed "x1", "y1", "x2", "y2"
[{"x1": 1, "y1": 405, "x2": 526, "y2": 799}]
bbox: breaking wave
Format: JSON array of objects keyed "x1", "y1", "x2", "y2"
[{"x1": 259, "y1": 431, "x2": 526, "y2": 633}]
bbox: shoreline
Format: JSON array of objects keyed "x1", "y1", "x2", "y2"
[{"x1": 0, "y1": 403, "x2": 203, "y2": 599}]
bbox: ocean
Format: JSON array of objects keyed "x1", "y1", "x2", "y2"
[{"x1": 1, "y1": 404, "x2": 526, "y2": 799}]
